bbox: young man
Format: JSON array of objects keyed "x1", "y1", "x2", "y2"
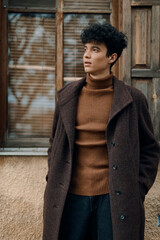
[{"x1": 43, "y1": 23, "x2": 159, "y2": 240}]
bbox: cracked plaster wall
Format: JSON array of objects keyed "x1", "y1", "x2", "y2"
[{"x1": 0, "y1": 156, "x2": 159, "y2": 240}]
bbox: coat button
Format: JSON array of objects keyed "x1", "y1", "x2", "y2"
[
  {"x1": 53, "y1": 205, "x2": 58, "y2": 208},
  {"x1": 115, "y1": 190, "x2": 121, "y2": 196},
  {"x1": 112, "y1": 165, "x2": 118, "y2": 170},
  {"x1": 59, "y1": 183, "x2": 64, "y2": 187},
  {"x1": 111, "y1": 141, "x2": 115, "y2": 147},
  {"x1": 120, "y1": 214, "x2": 125, "y2": 220}
]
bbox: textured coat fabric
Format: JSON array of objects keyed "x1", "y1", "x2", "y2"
[{"x1": 43, "y1": 76, "x2": 159, "y2": 240}]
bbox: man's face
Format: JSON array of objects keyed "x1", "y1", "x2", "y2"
[{"x1": 83, "y1": 42, "x2": 111, "y2": 77}]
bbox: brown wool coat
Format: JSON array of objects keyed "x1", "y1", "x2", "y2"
[{"x1": 43, "y1": 76, "x2": 159, "y2": 240}]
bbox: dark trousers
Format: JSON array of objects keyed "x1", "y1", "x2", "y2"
[{"x1": 59, "y1": 193, "x2": 113, "y2": 240}]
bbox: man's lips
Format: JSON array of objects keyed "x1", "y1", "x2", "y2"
[{"x1": 84, "y1": 62, "x2": 91, "y2": 65}]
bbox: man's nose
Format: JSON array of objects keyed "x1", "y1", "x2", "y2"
[{"x1": 84, "y1": 51, "x2": 91, "y2": 58}]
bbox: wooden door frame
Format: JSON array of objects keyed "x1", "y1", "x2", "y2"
[{"x1": 0, "y1": 5, "x2": 8, "y2": 146}]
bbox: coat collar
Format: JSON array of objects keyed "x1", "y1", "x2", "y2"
[{"x1": 58, "y1": 76, "x2": 133, "y2": 151}]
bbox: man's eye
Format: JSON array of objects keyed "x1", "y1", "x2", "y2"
[{"x1": 93, "y1": 48, "x2": 98, "y2": 52}]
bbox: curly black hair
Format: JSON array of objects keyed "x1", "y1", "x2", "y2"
[{"x1": 81, "y1": 23, "x2": 127, "y2": 67}]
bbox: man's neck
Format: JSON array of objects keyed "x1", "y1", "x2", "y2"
[
  {"x1": 89, "y1": 72, "x2": 111, "y2": 80},
  {"x1": 89, "y1": 69, "x2": 111, "y2": 80}
]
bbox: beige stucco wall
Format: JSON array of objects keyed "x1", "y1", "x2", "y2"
[
  {"x1": 144, "y1": 164, "x2": 160, "y2": 240},
  {"x1": 0, "y1": 156, "x2": 47, "y2": 240},
  {"x1": 0, "y1": 156, "x2": 160, "y2": 240}
]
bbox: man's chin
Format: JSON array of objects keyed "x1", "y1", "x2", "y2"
[{"x1": 84, "y1": 69, "x2": 93, "y2": 74}]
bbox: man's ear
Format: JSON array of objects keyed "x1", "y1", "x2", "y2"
[{"x1": 108, "y1": 53, "x2": 118, "y2": 64}]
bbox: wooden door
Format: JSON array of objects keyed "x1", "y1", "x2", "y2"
[{"x1": 122, "y1": 0, "x2": 160, "y2": 141}]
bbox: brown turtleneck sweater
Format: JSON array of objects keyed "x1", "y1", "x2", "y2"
[{"x1": 69, "y1": 73, "x2": 114, "y2": 196}]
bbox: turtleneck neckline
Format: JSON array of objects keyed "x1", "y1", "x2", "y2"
[{"x1": 86, "y1": 73, "x2": 113, "y2": 89}]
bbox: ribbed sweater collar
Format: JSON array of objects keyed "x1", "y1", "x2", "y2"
[{"x1": 86, "y1": 72, "x2": 113, "y2": 89}]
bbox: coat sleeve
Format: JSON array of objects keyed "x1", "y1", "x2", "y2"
[
  {"x1": 46, "y1": 102, "x2": 60, "y2": 181},
  {"x1": 138, "y1": 94, "x2": 159, "y2": 200}
]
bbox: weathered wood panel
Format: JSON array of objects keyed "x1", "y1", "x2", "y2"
[
  {"x1": 0, "y1": 4, "x2": 7, "y2": 146},
  {"x1": 122, "y1": 0, "x2": 131, "y2": 85},
  {"x1": 56, "y1": 0, "x2": 63, "y2": 92},
  {"x1": 110, "y1": 0, "x2": 121, "y2": 78},
  {"x1": 131, "y1": 7, "x2": 151, "y2": 69},
  {"x1": 151, "y1": 6, "x2": 160, "y2": 70},
  {"x1": 132, "y1": 0, "x2": 160, "y2": 6},
  {"x1": 132, "y1": 78, "x2": 152, "y2": 103},
  {"x1": 123, "y1": 1, "x2": 160, "y2": 142},
  {"x1": 151, "y1": 78, "x2": 160, "y2": 140},
  {"x1": 7, "y1": 0, "x2": 56, "y2": 9},
  {"x1": 132, "y1": 69, "x2": 160, "y2": 78},
  {"x1": 132, "y1": 78, "x2": 160, "y2": 140},
  {"x1": 63, "y1": 0, "x2": 110, "y2": 10}
]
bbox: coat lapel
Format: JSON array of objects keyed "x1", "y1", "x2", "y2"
[
  {"x1": 108, "y1": 76, "x2": 133, "y2": 125},
  {"x1": 58, "y1": 76, "x2": 133, "y2": 153},
  {"x1": 58, "y1": 78, "x2": 86, "y2": 153}
]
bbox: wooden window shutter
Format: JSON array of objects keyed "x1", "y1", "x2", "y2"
[
  {"x1": 8, "y1": 13, "x2": 56, "y2": 143},
  {"x1": 7, "y1": 0, "x2": 56, "y2": 9},
  {"x1": 63, "y1": 0, "x2": 110, "y2": 10},
  {"x1": 63, "y1": 14, "x2": 110, "y2": 83}
]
